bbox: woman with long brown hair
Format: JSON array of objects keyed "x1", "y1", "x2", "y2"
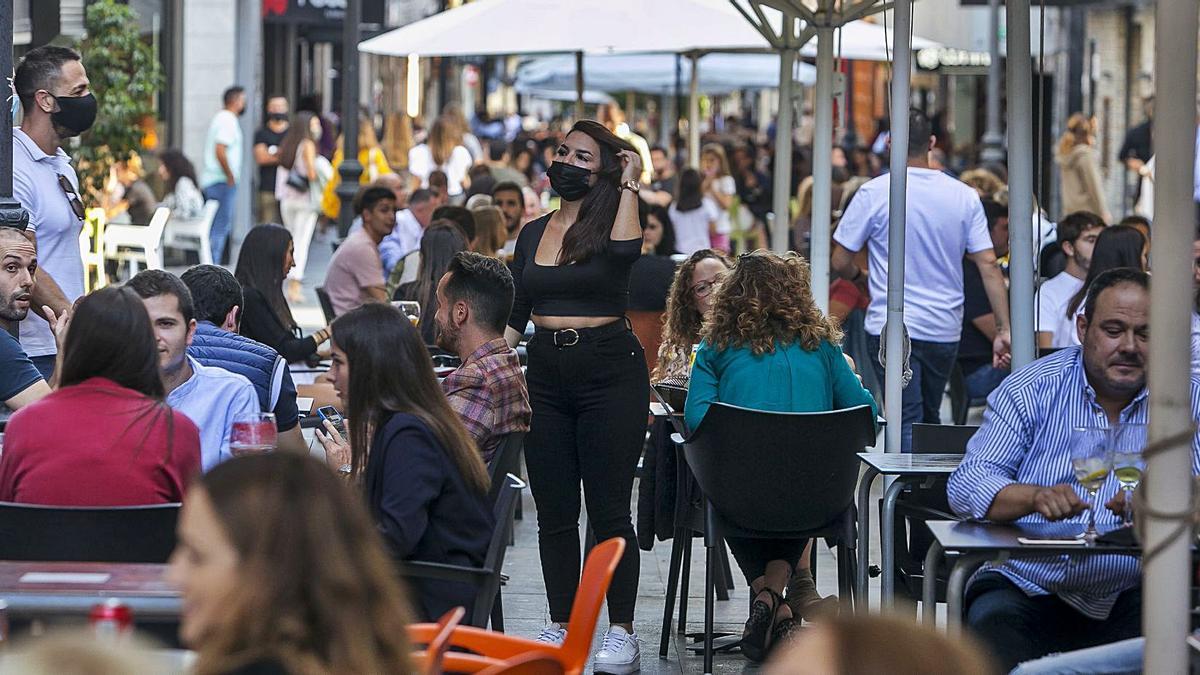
[
  {"x1": 315, "y1": 302, "x2": 492, "y2": 621},
  {"x1": 395, "y1": 220, "x2": 469, "y2": 345},
  {"x1": 167, "y1": 452, "x2": 413, "y2": 674},
  {"x1": 274, "y1": 111, "x2": 321, "y2": 300},
  {"x1": 504, "y1": 119, "x2": 646, "y2": 671},
  {"x1": 0, "y1": 287, "x2": 200, "y2": 505},
  {"x1": 684, "y1": 251, "x2": 877, "y2": 662},
  {"x1": 653, "y1": 248, "x2": 731, "y2": 382},
  {"x1": 320, "y1": 116, "x2": 394, "y2": 220},
  {"x1": 408, "y1": 115, "x2": 473, "y2": 201},
  {"x1": 1056, "y1": 113, "x2": 1111, "y2": 223}
]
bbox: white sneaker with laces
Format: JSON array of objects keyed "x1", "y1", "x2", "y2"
[
  {"x1": 594, "y1": 626, "x2": 641, "y2": 674},
  {"x1": 536, "y1": 623, "x2": 567, "y2": 646}
]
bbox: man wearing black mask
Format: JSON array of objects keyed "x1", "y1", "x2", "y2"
[
  {"x1": 11, "y1": 45, "x2": 96, "y2": 380},
  {"x1": 253, "y1": 95, "x2": 290, "y2": 223}
]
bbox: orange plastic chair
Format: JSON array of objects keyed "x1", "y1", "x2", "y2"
[
  {"x1": 410, "y1": 606, "x2": 466, "y2": 675},
  {"x1": 407, "y1": 537, "x2": 626, "y2": 675},
  {"x1": 475, "y1": 652, "x2": 566, "y2": 674}
]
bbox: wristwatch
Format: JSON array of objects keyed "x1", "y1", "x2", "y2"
[{"x1": 620, "y1": 180, "x2": 641, "y2": 194}]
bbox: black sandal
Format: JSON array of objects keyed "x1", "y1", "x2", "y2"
[
  {"x1": 741, "y1": 587, "x2": 784, "y2": 663},
  {"x1": 770, "y1": 617, "x2": 803, "y2": 654}
]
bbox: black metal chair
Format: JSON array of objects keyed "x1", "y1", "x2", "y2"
[
  {"x1": 403, "y1": 473, "x2": 524, "y2": 630},
  {"x1": 948, "y1": 362, "x2": 988, "y2": 425},
  {"x1": 488, "y1": 432, "x2": 525, "y2": 547},
  {"x1": 0, "y1": 502, "x2": 180, "y2": 563},
  {"x1": 891, "y1": 423, "x2": 977, "y2": 604},
  {"x1": 315, "y1": 286, "x2": 336, "y2": 324},
  {"x1": 681, "y1": 403, "x2": 877, "y2": 672}
]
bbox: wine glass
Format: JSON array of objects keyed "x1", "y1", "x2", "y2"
[
  {"x1": 230, "y1": 412, "x2": 277, "y2": 456},
  {"x1": 1110, "y1": 423, "x2": 1146, "y2": 526},
  {"x1": 1069, "y1": 426, "x2": 1112, "y2": 542},
  {"x1": 393, "y1": 301, "x2": 421, "y2": 326}
]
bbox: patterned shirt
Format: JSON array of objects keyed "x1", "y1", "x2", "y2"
[
  {"x1": 441, "y1": 338, "x2": 531, "y2": 462},
  {"x1": 947, "y1": 347, "x2": 1200, "y2": 619}
]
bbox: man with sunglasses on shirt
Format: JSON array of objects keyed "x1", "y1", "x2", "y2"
[{"x1": 11, "y1": 45, "x2": 96, "y2": 380}]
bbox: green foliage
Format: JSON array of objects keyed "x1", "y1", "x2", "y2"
[{"x1": 75, "y1": 0, "x2": 163, "y2": 201}]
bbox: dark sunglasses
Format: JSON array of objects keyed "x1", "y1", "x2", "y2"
[{"x1": 57, "y1": 174, "x2": 85, "y2": 221}]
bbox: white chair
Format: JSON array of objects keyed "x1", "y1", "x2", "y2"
[
  {"x1": 104, "y1": 206, "x2": 170, "y2": 278},
  {"x1": 165, "y1": 200, "x2": 218, "y2": 266}
]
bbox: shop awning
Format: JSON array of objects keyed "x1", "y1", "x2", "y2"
[{"x1": 515, "y1": 53, "x2": 816, "y2": 95}]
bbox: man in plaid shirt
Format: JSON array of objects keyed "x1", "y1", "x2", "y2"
[{"x1": 434, "y1": 252, "x2": 531, "y2": 462}]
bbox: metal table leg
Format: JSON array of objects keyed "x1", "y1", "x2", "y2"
[
  {"x1": 880, "y1": 477, "x2": 910, "y2": 609},
  {"x1": 855, "y1": 466, "x2": 880, "y2": 607},
  {"x1": 946, "y1": 553, "x2": 990, "y2": 636},
  {"x1": 921, "y1": 540, "x2": 943, "y2": 626}
]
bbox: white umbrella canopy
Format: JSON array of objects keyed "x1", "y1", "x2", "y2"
[
  {"x1": 358, "y1": 0, "x2": 771, "y2": 57},
  {"x1": 516, "y1": 52, "x2": 816, "y2": 94}
]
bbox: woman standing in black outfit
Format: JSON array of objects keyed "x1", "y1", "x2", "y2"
[
  {"x1": 234, "y1": 224, "x2": 331, "y2": 363},
  {"x1": 505, "y1": 120, "x2": 646, "y2": 673}
]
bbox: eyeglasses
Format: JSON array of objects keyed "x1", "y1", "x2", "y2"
[
  {"x1": 691, "y1": 278, "x2": 720, "y2": 298},
  {"x1": 57, "y1": 175, "x2": 85, "y2": 221}
]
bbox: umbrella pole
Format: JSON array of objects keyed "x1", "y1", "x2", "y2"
[
  {"x1": 883, "y1": 0, "x2": 912, "y2": 475},
  {"x1": 688, "y1": 53, "x2": 700, "y2": 169},
  {"x1": 1006, "y1": 0, "x2": 1035, "y2": 370},
  {"x1": 980, "y1": 0, "x2": 1004, "y2": 164},
  {"x1": 575, "y1": 51, "x2": 584, "y2": 120},
  {"x1": 770, "y1": 45, "x2": 795, "y2": 252},
  {"x1": 1144, "y1": 1, "x2": 1198, "y2": 672},
  {"x1": 810, "y1": 24, "x2": 835, "y2": 310}
]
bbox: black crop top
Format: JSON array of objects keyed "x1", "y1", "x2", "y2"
[{"x1": 507, "y1": 213, "x2": 643, "y2": 332}]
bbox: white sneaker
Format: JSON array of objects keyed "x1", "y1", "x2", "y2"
[
  {"x1": 594, "y1": 626, "x2": 641, "y2": 674},
  {"x1": 536, "y1": 623, "x2": 567, "y2": 646}
]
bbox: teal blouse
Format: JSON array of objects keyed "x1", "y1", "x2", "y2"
[{"x1": 683, "y1": 338, "x2": 879, "y2": 432}]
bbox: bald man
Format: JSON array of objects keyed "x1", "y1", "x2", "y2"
[{"x1": 0, "y1": 227, "x2": 50, "y2": 413}]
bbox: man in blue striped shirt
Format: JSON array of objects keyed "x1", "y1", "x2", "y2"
[{"x1": 947, "y1": 268, "x2": 1200, "y2": 671}]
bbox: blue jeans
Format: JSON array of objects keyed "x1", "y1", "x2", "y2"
[
  {"x1": 965, "y1": 573, "x2": 1142, "y2": 673},
  {"x1": 1010, "y1": 637, "x2": 1144, "y2": 675},
  {"x1": 866, "y1": 334, "x2": 958, "y2": 453},
  {"x1": 963, "y1": 364, "x2": 1010, "y2": 401},
  {"x1": 202, "y1": 182, "x2": 236, "y2": 265}
]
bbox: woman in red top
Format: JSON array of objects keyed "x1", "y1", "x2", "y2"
[{"x1": 0, "y1": 287, "x2": 201, "y2": 505}]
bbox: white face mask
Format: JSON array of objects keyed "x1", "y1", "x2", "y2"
[{"x1": 311, "y1": 124, "x2": 323, "y2": 142}]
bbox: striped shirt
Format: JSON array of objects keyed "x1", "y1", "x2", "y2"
[{"x1": 947, "y1": 347, "x2": 1200, "y2": 619}]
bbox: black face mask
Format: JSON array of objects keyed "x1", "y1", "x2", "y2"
[
  {"x1": 50, "y1": 93, "x2": 97, "y2": 137},
  {"x1": 268, "y1": 112, "x2": 289, "y2": 123},
  {"x1": 547, "y1": 161, "x2": 594, "y2": 202}
]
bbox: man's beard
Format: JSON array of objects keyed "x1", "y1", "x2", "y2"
[
  {"x1": 435, "y1": 322, "x2": 459, "y2": 354},
  {"x1": 0, "y1": 290, "x2": 31, "y2": 322}
]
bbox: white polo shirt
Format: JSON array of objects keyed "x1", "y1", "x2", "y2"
[
  {"x1": 1034, "y1": 270, "x2": 1085, "y2": 348},
  {"x1": 13, "y1": 128, "x2": 84, "y2": 358},
  {"x1": 833, "y1": 167, "x2": 993, "y2": 343}
]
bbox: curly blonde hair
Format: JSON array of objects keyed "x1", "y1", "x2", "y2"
[
  {"x1": 654, "y1": 249, "x2": 732, "y2": 381},
  {"x1": 702, "y1": 251, "x2": 841, "y2": 355}
]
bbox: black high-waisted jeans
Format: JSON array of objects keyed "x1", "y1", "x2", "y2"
[{"x1": 524, "y1": 321, "x2": 648, "y2": 624}]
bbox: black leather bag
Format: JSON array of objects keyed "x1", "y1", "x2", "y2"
[{"x1": 285, "y1": 169, "x2": 309, "y2": 192}]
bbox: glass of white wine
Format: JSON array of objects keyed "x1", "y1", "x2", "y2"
[
  {"x1": 1069, "y1": 426, "x2": 1112, "y2": 542},
  {"x1": 394, "y1": 300, "x2": 421, "y2": 326},
  {"x1": 1110, "y1": 423, "x2": 1146, "y2": 526}
]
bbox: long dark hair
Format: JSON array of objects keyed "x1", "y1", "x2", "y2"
[
  {"x1": 277, "y1": 112, "x2": 317, "y2": 171},
  {"x1": 1066, "y1": 224, "x2": 1147, "y2": 317},
  {"x1": 330, "y1": 303, "x2": 488, "y2": 493},
  {"x1": 235, "y1": 224, "x2": 298, "y2": 333},
  {"x1": 557, "y1": 119, "x2": 637, "y2": 265},
  {"x1": 404, "y1": 221, "x2": 468, "y2": 345},
  {"x1": 159, "y1": 148, "x2": 198, "y2": 194},
  {"x1": 193, "y1": 453, "x2": 412, "y2": 674},
  {"x1": 60, "y1": 287, "x2": 165, "y2": 398},
  {"x1": 675, "y1": 168, "x2": 704, "y2": 212}
]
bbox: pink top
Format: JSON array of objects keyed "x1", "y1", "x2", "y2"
[
  {"x1": 324, "y1": 229, "x2": 385, "y2": 316},
  {"x1": 0, "y1": 378, "x2": 201, "y2": 506}
]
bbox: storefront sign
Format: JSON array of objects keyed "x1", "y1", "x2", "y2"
[
  {"x1": 263, "y1": 0, "x2": 384, "y2": 25},
  {"x1": 916, "y1": 47, "x2": 992, "y2": 71}
]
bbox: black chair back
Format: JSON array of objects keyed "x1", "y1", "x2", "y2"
[
  {"x1": 0, "y1": 502, "x2": 180, "y2": 563},
  {"x1": 912, "y1": 423, "x2": 979, "y2": 455},
  {"x1": 472, "y1": 473, "x2": 523, "y2": 627},
  {"x1": 652, "y1": 383, "x2": 688, "y2": 414},
  {"x1": 487, "y1": 432, "x2": 525, "y2": 506},
  {"x1": 315, "y1": 286, "x2": 336, "y2": 324},
  {"x1": 683, "y1": 404, "x2": 876, "y2": 533}
]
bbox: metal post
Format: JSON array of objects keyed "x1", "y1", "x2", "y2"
[
  {"x1": 770, "y1": 44, "x2": 795, "y2": 252},
  {"x1": 884, "y1": 0, "x2": 912, "y2": 457},
  {"x1": 979, "y1": 0, "x2": 1004, "y2": 164},
  {"x1": 0, "y1": 0, "x2": 27, "y2": 231},
  {"x1": 688, "y1": 53, "x2": 700, "y2": 169},
  {"x1": 574, "y1": 51, "x2": 584, "y2": 121},
  {"x1": 810, "y1": 24, "x2": 835, "y2": 310},
  {"x1": 1006, "y1": 0, "x2": 1035, "y2": 370},
  {"x1": 1144, "y1": 1, "x2": 1198, "y2": 672},
  {"x1": 337, "y1": 0, "x2": 363, "y2": 237},
  {"x1": 235, "y1": 0, "x2": 261, "y2": 245}
]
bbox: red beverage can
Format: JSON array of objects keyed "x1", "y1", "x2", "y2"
[{"x1": 89, "y1": 599, "x2": 133, "y2": 641}]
